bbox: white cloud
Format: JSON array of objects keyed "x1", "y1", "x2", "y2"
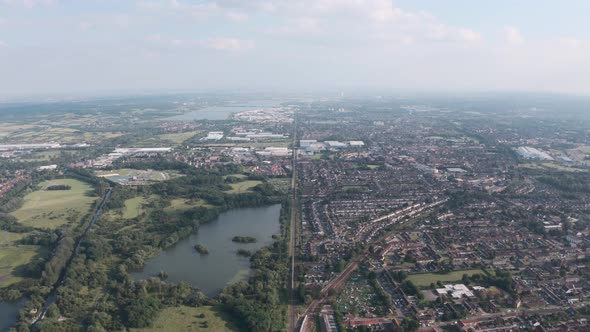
[
  {"x1": 560, "y1": 37, "x2": 585, "y2": 49},
  {"x1": 225, "y1": 11, "x2": 248, "y2": 22},
  {"x1": 1, "y1": 0, "x2": 56, "y2": 8},
  {"x1": 269, "y1": 17, "x2": 323, "y2": 37},
  {"x1": 79, "y1": 14, "x2": 133, "y2": 32},
  {"x1": 150, "y1": 0, "x2": 481, "y2": 44},
  {"x1": 504, "y1": 26, "x2": 524, "y2": 45},
  {"x1": 206, "y1": 38, "x2": 254, "y2": 51},
  {"x1": 146, "y1": 34, "x2": 253, "y2": 52},
  {"x1": 0, "y1": 40, "x2": 7, "y2": 47}
]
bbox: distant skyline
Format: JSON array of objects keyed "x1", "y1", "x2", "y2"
[{"x1": 1, "y1": 0, "x2": 589, "y2": 98}]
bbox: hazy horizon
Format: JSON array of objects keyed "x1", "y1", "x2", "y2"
[{"x1": 1, "y1": 0, "x2": 589, "y2": 98}]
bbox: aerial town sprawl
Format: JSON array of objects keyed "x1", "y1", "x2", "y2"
[{"x1": 0, "y1": 94, "x2": 589, "y2": 331}]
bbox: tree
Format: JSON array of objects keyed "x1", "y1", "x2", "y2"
[
  {"x1": 400, "y1": 318, "x2": 420, "y2": 332},
  {"x1": 123, "y1": 296, "x2": 161, "y2": 328}
]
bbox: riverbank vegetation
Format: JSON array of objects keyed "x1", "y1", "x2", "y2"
[
  {"x1": 3, "y1": 161, "x2": 289, "y2": 331},
  {"x1": 236, "y1": 249, "x2": 252, "y2": 257},
  {"x1": 194, "y1": 244, "x2": 209, "y2": 255},
  {"x1": 232, "y1": 236, "x2": 257, "y2": 243}
]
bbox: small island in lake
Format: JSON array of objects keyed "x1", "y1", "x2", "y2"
[
  {"x1": 236, "y1": 249, "x2": 252, "y2": 257},
  {"x1": 232, "y1": 236, "x2": 257, "y2": 243},
  {"x1": 194, "y1": 244, "x2": 209, "y2": 255}
]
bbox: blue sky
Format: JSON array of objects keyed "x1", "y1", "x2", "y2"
[{"x1": 1, "y1": 0, "x2": 589, "y2": 97}]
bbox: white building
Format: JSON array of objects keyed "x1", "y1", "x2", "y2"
[
  {"x1": 436, "y1": 284, "x2": 474, "y2": 299},
  {"x1": 203, "y1": 132, "x2": 224, "y2": 140},
  {"x1": 300, "y1": 140, "x2": 317, "y2": 148},
  {"x1": 348, "y1": 141, "x2": 365, "y2": 147},
  {"x1": 38, "y1": 164, "x2": 58, "y2": 171}
]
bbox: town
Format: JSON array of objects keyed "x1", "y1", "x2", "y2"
[{"x1": 0, "y1": 94, "x2": 589, "y2": 332}]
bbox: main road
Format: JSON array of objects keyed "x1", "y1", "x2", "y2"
[{"x1": 288, "y1": 115, "x2": 298, "y2": 332}]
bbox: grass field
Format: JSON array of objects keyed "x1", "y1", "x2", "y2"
[
  {"x1": 3, "y1": 125, "x2": 123, "y2": 144},
  {"x1": 131, "y1": 306, "x2": 240, "y2": 332},
  {"x1": 96, "y1": 169, "x2": 181, "y2": 184},
  {"x1": 157, "y1": 131, "x2": 202, "y2": 143},
  {"x1": 10, "y1": 178, "x2": 97, "y2": 229},
  {"x1": 121, "y1": 196, "x2": 147, "y2": 219},
  {"x1": 407, "y1": 269, "x2": 486, "y2": 287},
  {"x1": 18, "y1": 150, "x2": 63, "y2": 162},
  {"x1": 164, "y1": 198, "x2": 215, "y2": 211},
  {"x1": 0, "y1": 245, "x2": 41, "y2": 287},
  {"x1": 224, "y1": 180, "x2": 262, "y2": 194},
  {"x1": 107, "y1": 195, "x2": 162, "y2": 220},
  {"x1": 0, "y1": 231, "x2": 27, "y2": 247},
  {"x1": 520, "y1": 162, "x2": 586, "y2": 173},
  {"x1": 223, "y1": 174, "x2": 248, "y2": 180}
]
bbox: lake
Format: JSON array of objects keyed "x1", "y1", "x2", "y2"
[
  {"x1": 0, "y1": 299, "x2": 26, "y2": 332},
  {"x1": 132, "y1": 204, "x2": 281, "y2": 296},
  {"x1": 165, "y1": 100, "x2": 285, "y2": 121},
  {"x1": 165, "y1": 106, "x2": 258, "y2": 121}
]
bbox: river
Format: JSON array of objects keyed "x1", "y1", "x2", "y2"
[{"x1": 132, "y1": 204, "x2": 281, "y2": 296}]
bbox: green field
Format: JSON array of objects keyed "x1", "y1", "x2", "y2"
[
  {"x1": 131, "y1": 306, "x2": 240, "y2": 332},
  {"x1": 107, "y1": 195, "x2": 161, "y2": 222},
  {"x1": 157, "y1": 131, "x2": 202, "y2": 143},
  {"x1": 520, "y1": 162, "x2": 586, "y2": 173},
  {"x1": 18, "y1": 150, "x2": 63, "y2": 162},
  {"x1": 120, "y1": 196, "x2": 149, "y2": 219},
  {"x1": 164, "y1": 198, "x2": 215, "y2": 211},
  {"x1": 97, "y1": 168, "x2": 181, "y2": 183},
  {"x1": 224, "y1": 180, "x2": 262, "y2": 194},
  {"x1": 407, "y1": 269, "x2": 486, "y2": 287},
  {"x1": 0, "y1": 245, "x2": 41, "y2": 287},
  {"x1": 223, "y1": 174, "x2": 248, "y2": 180},
  {"x1": 0, "y1": 230, "x2": 26, "y2": 247},
  {"x1": 10, "y1": 178, "x2": 97, "y2": 229}
]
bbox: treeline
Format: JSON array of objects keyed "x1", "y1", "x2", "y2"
[
  {"x1": 0, "y1": 213, "x2": 34, "y2": 233},
  {"x1": 7, "y1": 164, "x2": 287, "y2": 331},
  {"x1": 538, "y1": 172, "x2": 590, "y2": 193},
  {"x1": 41, "y1": 235, "x2": 75, "y2": 286},
  {"x1": 114, "y1": 157, "x2": 241, "y2": 176},
  {"x1": 220, "y1": 200, "x2": 290, "y2": 331},
  {"x1": 67, "y1": 168, "x2": 109, "y2": 196},
  {"x1": 46, "y1": 184, "x2": 71, "y2": 191}
]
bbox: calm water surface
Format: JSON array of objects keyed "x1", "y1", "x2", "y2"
[
  {"x1": 165, "y1": 106, "x2": 257, "y2": 121},
  {"x1": 0, "y1": 299, "x2": 26, "y2": 332},
  {"x1": 132, "y1": 205, "x2": 281, "y2": 296}
]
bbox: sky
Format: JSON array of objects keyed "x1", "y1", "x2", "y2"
[{"x1": 0, "y1": 0, "x2": 589, "y2": 98}]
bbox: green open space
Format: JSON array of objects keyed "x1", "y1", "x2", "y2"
[
  {"x1": 223, "y1": 174, "x2": 248, "y2": 180},
  {"x1": 0, "y1": 230, "x2": 27, "y2": 247},
  {"x1": 0, "y1": 245, "x2": 42, "y2": 288},
  {"x1": 97, "y1": 169, "x2": 182, "y2": 183},
  {"x1": 224, "y1": 180, "x2": 262, "y2": 194},
  {"x1": 115, "y1": 195, "x2": 161, "y2": 219},
  {"x1": 131, "y1": 305, "x2": 240, "y2": 332},
  {"x1": 335, "y1": 271, "x2": 389, "y2": 317},
  {"x1": 407, "y1": 269, "x2": 487, "y2": 287},
  {"x1": 10, "y1": 178, "x2": 97, "y2": 229},
  {"x1": 157, "y1": 131, "x2": 202, "y2": 144},
  {"x1": 519, "y1": 162, "x2": 586, "y2": 173},
  {"x1": 164, "y1": 198, "x2": 215, "y2": 211}
]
